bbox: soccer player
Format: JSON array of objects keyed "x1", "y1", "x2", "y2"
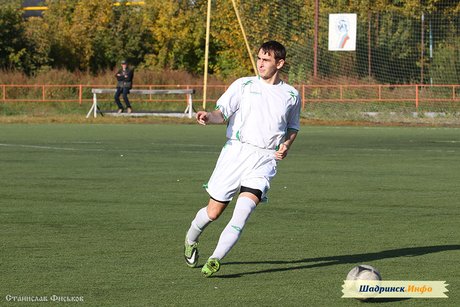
[{"x1": 184, "y1": 41, "x2": 301, "y2": 277}]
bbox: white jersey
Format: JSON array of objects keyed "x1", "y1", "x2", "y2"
[{"x1": 216, "y1": 76, "x2": 301, "y2": 150}]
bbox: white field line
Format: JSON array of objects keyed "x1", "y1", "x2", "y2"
[
  {"x1": 1, "y1": 142, "x2": 456, "y2": 155},
  {"x1": 0, "y1": 142, "x2": 220, "y2": 154},
  {"x1": 433, "y1": 141, "x2": 460, "y2": 144},
  {"x1": 343, "y1": 147, "x2": 457, "y2": 154},
  {"x1": 151, "y1": 143, "x2": 218, "y2": 148},
  {"x1": 0, "y1": 143, "x2": 104, "y2": 152},
  {"x1": 65, "y1": 141, "x2": 103, "y2": 144}
]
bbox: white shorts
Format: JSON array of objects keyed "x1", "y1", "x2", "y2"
[{"x1": 205, "y1": 140, "x2": 277, "y2": 202}]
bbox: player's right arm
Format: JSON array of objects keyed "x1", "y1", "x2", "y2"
[
  {"x1": 196, "y1": 110, "x2": 225, "y2": 125},
  {"x1": 197, "y1": 77, "x2": 244, "y2": 125}
]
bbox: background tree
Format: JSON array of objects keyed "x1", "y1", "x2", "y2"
[
  {"x1": 109, "y1": 3, "x2": 153, "y2": 69},
  {"x1": 0, "y1": 1, "x2": 38, "y2": 73},
  {"x1": 143, "y1": 0, "x2": 205, "y2": 74},
  {"x1": 0, "y1": 0, "x2": 458, "y2": 83}
]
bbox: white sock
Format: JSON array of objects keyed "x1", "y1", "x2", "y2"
[
  {"x1": 210, "y1": 197, "x2": 256, "y2": 260},
  {"x1": 186, "y1": 207, "x2": 212, "y2": 244}
]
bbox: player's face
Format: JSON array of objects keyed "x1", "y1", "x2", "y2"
[{"x1": 257, "y1": 49, "x2": 284, "y2": 81}]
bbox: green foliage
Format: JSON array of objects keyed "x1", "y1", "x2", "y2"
[
  {"x1": 142, "y1": 1, "x2": 205, "y2": 72},
  {"x1": 430, "y1": 39, "x2": 460, "y2": 84},
  {"x1": 109, "y1": 3, "x2": 152, "y2": 69},
  {"x1": 0, "y1": 3, "x2": 29, "y2": 72},
  {"x1": 372, "y1": 14, "x2": 421, "y2": 83},
  {"x1": 0, "y1": 0, "x2": 458, "y2": 81},
  {"x1": 23, "y1": 17, "x2": 52, "y2": 73}
]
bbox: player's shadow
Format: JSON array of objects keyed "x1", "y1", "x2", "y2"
[{"x1": 217, "y1": 244, "x2": 460, "y2": 278}]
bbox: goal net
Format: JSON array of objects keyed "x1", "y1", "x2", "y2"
[{"x1": 221, "y1": 0, "x2": 460, "y2": 124}]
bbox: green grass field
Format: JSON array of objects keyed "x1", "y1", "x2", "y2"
[{"x1": 1, "y1": 124, "x2": 459, "y2": 306}]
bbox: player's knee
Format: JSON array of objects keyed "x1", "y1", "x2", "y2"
[
  {"x1": 206, "y1": 205, "x2": 226, "y2": 220},
  {"x1": 206, "y1": 197, "x2": 229, "y2": 220},
  {"x1": 206, "y1": 209, "x2": 221, "y2": 221}
]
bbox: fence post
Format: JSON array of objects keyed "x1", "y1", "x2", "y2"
[
  {"x1": 302, "y1": 85, "x2": 305, "y2": 110},
  {"x1": 415, "y1": 84, "x2": 419, "y2": 110},
  {"x1": 186, "y1": 85, "x2": 193, "y2": 119},
  {"x1": 79, "y1": 85, "x2": 83, "y2": 105},
  {"x1": 42, "y1": 85, "x2": 46, "y2": 101},
  {"x1": 186, "y1": 85, "x2": 190, "y2": 106},
  {"x1": 2, "y1": 85, "x2": 5, "y2": 102}
]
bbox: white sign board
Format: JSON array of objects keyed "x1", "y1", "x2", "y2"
[{"x1": 328, "y1": 13, "x2": 357, "y2": 51}]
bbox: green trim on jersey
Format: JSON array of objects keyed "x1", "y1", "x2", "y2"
[
  {"x1": 242, "y1": 80, "x2": 253, "y2": 88},
  {"x1": 236, "y1": 130, "x2": 241, "y2": 141},
  {"x1": 242, "y1": 79, "x2": 254, "y2": 95},
  {"x1": 214, "y1": 105, "x2": 228, "y2": 121},
  {"x1": 288, "y1": 90, "x2": 297, "y2": 100}
]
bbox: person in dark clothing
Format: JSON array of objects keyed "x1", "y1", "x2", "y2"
[{"x1": 114, "y1": 60, "x2": 134, "y2": 113}]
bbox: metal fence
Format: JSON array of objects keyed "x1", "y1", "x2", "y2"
[{"x1": 1, "y1": 84, "x2": 459, "y2": 112}]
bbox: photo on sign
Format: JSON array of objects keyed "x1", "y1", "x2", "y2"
[{"x1": 328, "y1": 13, "x2": 357, "y2": 51}]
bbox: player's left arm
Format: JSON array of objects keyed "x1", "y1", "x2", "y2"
[
  {"x1": 276, "y1": 91, "x2": 301, "y2": 160},
  {"x1": 275, "y1": 129, "x2": 298, "y2": 160}
]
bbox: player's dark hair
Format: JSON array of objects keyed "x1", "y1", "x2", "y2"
[{"x1": 259, "y1": 41, "x2": 286, "y2": 61}]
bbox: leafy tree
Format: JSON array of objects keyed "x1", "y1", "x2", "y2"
[
  {"x1": 143, "y1": 0, "x2": 205, "y2": 73},
  {"x1": 44, "y1": 0, "x2": 80, "y2": 70},
  {"x1": 0, "y1": 1, "x2": 49, "y2": 74},
  {"x1": 0, "y1": 2, "x2": 27, "y2": 70},
  {"x1": 23, "y1": 17, "x2": 52, "y2": 73},
  {"x1": 69, "y1": 0, "x2": 114, "y2": 71},
  {"x1": 109, "y1": 3, "x2": 153, "y2": 69},
  {"x1": 0, "y1": 0, "x2": 458, "y2": 82}
]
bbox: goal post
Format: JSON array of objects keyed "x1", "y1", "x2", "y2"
[
  {"x1": 204, "y1": 0, "x2": 460, "y2": 123},
  {"x1": 202, "y1": 0, "x2": 257, "y2": 110}
]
